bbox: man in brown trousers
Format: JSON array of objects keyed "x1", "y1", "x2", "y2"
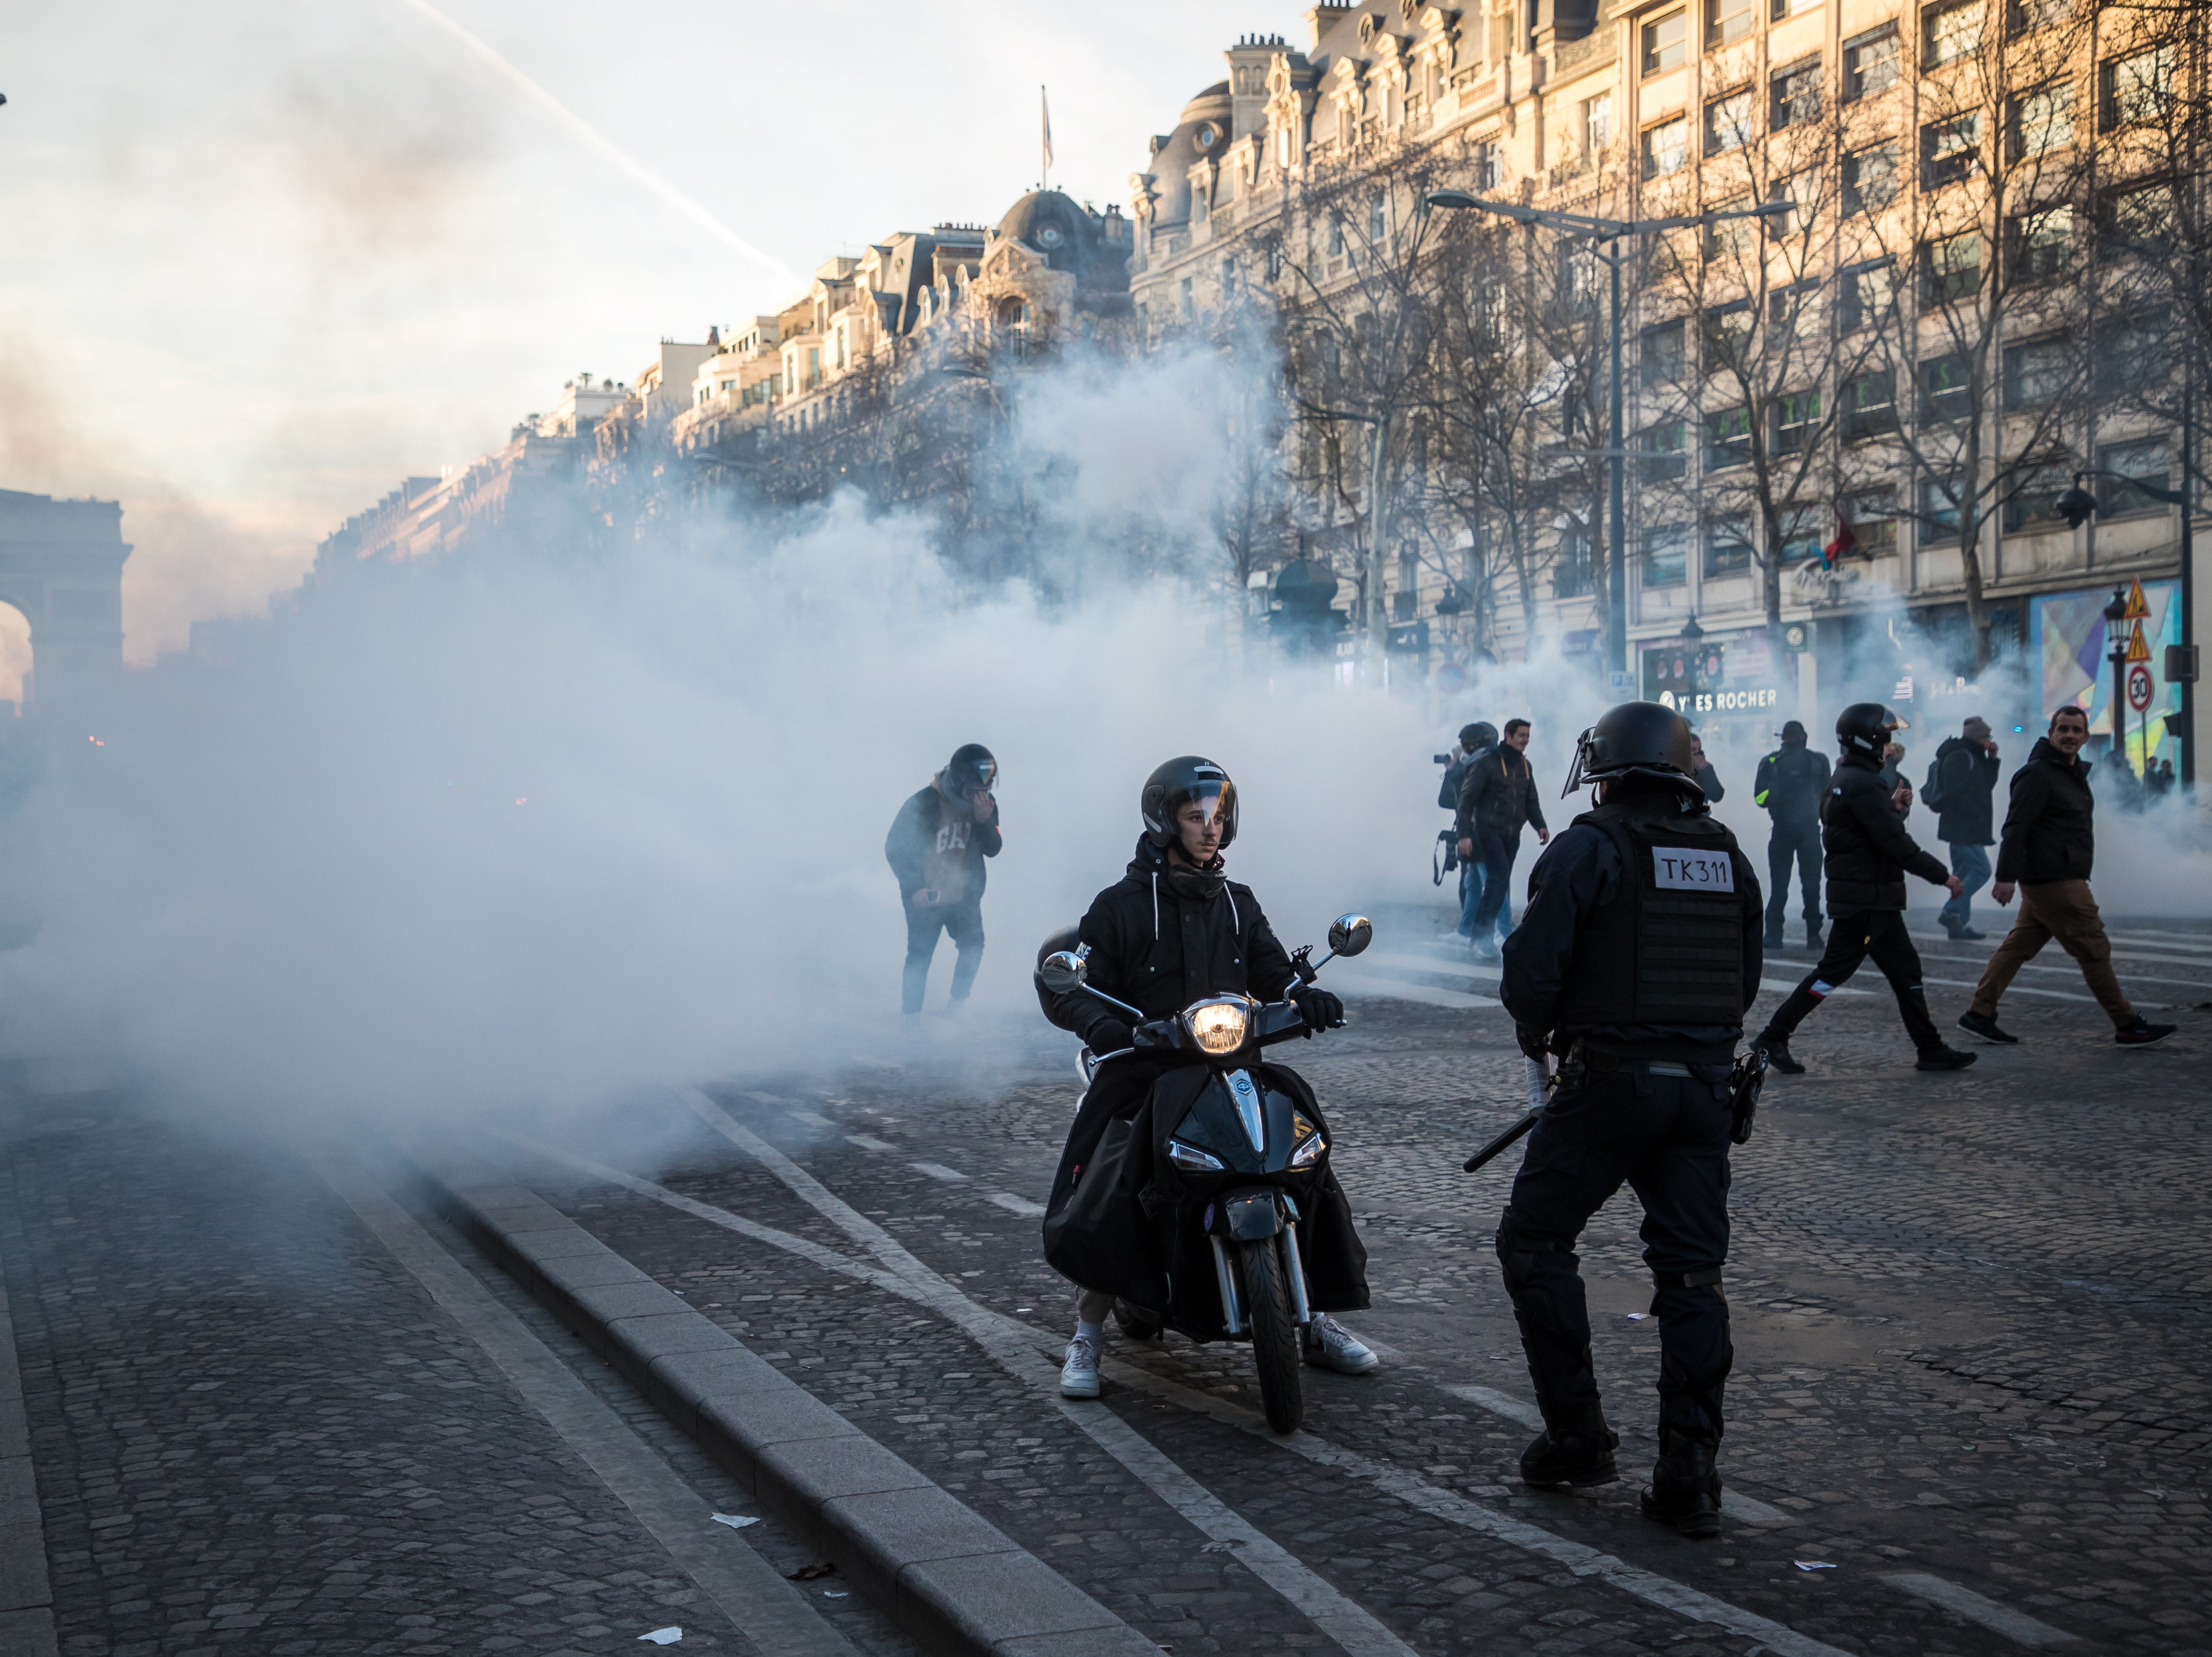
[{"x1": 1957, "y1": 705, "x2": 2176, "y2": 1049}]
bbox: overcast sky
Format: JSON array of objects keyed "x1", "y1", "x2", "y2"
[{"x1": 0, "y1": 0, "x2": 1294, "y2": 666}]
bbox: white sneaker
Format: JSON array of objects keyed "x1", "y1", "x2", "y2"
[
  {"x1": 1059, "y1": 1334, "x2": 1101, "y2": 1399},
  {"x1": 1302, "y1": 1314, "x2": 1379, "y2": 1375}
]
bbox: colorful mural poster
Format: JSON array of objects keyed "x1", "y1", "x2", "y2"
[{"x1": 2029, "y1": 579, "x2": 2182, "y2": 770}]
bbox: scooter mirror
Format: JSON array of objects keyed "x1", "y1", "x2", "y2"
[
  {"x1": 1327, "y1": 914, "x2": 1374, "y2": 958},
  {"x1": 1038, "y1": 950, "x2": 1089, "y2": 993}
]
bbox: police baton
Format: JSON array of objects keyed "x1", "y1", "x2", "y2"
[{"x1": 1463, "y1": 1056, "x2": 1552, "y2": 1174}]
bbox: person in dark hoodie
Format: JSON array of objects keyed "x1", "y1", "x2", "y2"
[
  {"x1": 1930, "y1": 715, "x2": 2001, "y2": 940},
  {"x1": 1036, "y1": 756, "x2": 1378, "y2": 1400},
  {"x1": 1752, "y1": 720, "x2": 1830, "y2": 950},
  {"x1": 885, "y1": 743, "x2": 1002, "y2": 1015},
  {"x1": 1444, "y1": 722, "x2": 1499, "y2": 939},
  {"x1": 1752, "y1": 704, "x2": 1977, "y2": 1075},
  {"x1": 1958, "y1": 706, "x2": 2177, "y2": 1048}
]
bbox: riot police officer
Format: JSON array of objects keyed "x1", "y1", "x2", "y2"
[{"x1": 1495, "y1": 702, "x2": 1764, "y2": 1539}]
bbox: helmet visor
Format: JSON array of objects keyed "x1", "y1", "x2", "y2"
[{"x1": 1177, "y1": 780, "x2": 1231, "y2": 828}]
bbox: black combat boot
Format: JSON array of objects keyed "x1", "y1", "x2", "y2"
[
  {"x1": 1519, "y1": 1411, "x2": 1620, "y2": 1488},
  {"x1": 1755, "y1": 1030, "x2": 1805, "y2": 1074},
  {"x1": 1640, "y1": 1429, "x2": 1723, "y2": 1539}
]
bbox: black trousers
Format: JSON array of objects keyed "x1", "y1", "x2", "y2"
[
  {"x1": 1498, "y1": 1064, "x2": 1734, "y2": 1444},
  {"x1": 1761, "y1": 907, "x2": 1940, "y2": 1052},
  {"x1": 1765, "y1": 821, "x2": 1823, "y2": 933},
  {"x1": 903, "y1": 897, "x2": 983, "y2": 1014}
]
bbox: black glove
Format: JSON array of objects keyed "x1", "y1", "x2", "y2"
[
  {"x1": 1292, "y1": 986, "x2": 1345, "y2": 1031},
  {"x1": 1089, "y1": 1019, "x2": 1135, "y2": 1053},
  {"x1": 1515, "y1": 1023, "x2": 1549, "y2": 1062}
]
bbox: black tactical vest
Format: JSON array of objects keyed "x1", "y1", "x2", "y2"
[{"x1": 1553, "y1": 803, "x2": 1746, "y2": 1030}]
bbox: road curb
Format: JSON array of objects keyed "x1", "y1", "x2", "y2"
[{"x1": 415, "y1": 1155, "x2": 1158, "y2": 1657}]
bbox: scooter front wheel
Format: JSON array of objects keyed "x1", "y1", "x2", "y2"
[{"x1": 1239, "y1": 1237, "x2": 1304, "y2": 1435}]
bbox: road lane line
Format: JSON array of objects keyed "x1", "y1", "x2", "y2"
[
  {"x1": 909, "y1": 1162, "x2": 969, "y2": 1183},
  {"x1": 844, "y1": 1134, "x2": 895, "y2": 1151},
  {"x1": 1385, "y1": 945, "x2": 1864, "y2": 999},
  {"x1": 673, "y1": 1090, "x2": 1417, "y2": 1657},
  {"x1": 988, "y1": 1193, "x2": 1046, "y2": 1218},
  {"x1": 1882, "y1": 1572, "x2": 2080, "y2": 1646},
  {"x1": 319, "y1": 1159, "x2": 862, "y2": 1657},
  {"x1": 1440, "y1": 1386, "x2": 1792, "y2": 1525},
  {"x1": 1333, "y1": 969, "x2": 1499, "y2": 1009},
  {"x1": 675, "y1": 1089, "x2": 1850, "y2": 1657}
]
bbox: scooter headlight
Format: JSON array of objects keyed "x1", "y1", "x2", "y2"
[
  {"x1": 1167, "y1": 1139, "x2": 1226, "y2": 1172},
  {"x1": 1184, "y1": 998, "x2": 1250, "y2": 1056},
  {"x1": 1290, "y1": 1112, "x2": 1327, "y2": 1167}
]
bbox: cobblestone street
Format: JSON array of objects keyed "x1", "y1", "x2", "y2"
[{"x1": 2, "y1": 904, "x2": 2205, "y2": 1655}]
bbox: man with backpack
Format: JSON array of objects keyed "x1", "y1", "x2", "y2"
[
  {"x1": 1927, "y1": 716, "x2": 2001, "y2": 941},
  {"x1": 1443, "y1": 723, "x2": 1498, "y2": 940}
]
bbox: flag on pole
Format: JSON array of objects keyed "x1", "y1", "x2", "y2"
[
  {"x1": 1821, "y1": 507, "x2": 1858, "y2": 570},
  {"x1": 1041, "y1": 86, "x2": 1054, "y2": 186}
]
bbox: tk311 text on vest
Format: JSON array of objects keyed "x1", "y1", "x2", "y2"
[{"x1": 1652, "y1": 851, "x2": 1735, "y2": 892}]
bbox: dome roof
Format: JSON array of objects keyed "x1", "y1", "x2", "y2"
[
  {"x1": 1144, "y1": 82, "x2": 1237, "y2": 230},
  {"x1": 994, "y1": 190, "x2": 1098, "y2": 274}
]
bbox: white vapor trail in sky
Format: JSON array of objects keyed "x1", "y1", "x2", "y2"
[{"x1": 391, "y1": 0, "x2": 800, "y2": 290}]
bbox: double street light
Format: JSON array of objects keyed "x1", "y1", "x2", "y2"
[{"x1": 1425, "y1": 190, "x2": 1792, "y2": 682}]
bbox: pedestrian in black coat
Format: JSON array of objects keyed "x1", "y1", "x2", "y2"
[
  {"x1": 1752, "y1": 720, "x2": 1830, "y2": 948},
  {"x1": 1931, "y1": 717, "x2": 2001, "y2": 939}
]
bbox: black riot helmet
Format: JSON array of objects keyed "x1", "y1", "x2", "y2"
[
  {"x1": 937, "y1": 742, "x2": 998, "y2": 803},
  {"x1": 1836, "y1": 703, "x2": 1907, "y2": 757},
  {"x1": 1141, "y1": 756, "x2": 1239, "y2": 850},
  {"x1": 1460, "y1": 721, "x2": 1499, "y2": 753},
  {"x1": 1561, "y1": 701, "x2": 1697, "y2": 797}
]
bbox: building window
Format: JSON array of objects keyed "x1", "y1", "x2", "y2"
[
  {"x1": 1583, "y1": 92, "x2": 1614, "y2": 155},
  {"x1": 2098, "y1": 437, "x2": 2173, "y2": 514},
  {"x1": 1639, "y1": 420, "x2": 1690, "y2": 479},
  {"x1": 1704, "y1": 516, "x2": 1754, "y2": 575},
  {"x1": 1643, "y1": 525, "x2": 1691, "y2": 586},
  {"x1": 1779, "y1": 506, "x2": 1826, "y2": 562},
  {"x1": 2010, "y1": 83, "x2": 2076, "y2": 157},
  {"x1": 2003, "y1": 335, "x2": 2072, "y2": 408},
  {"x1": 2006, "y1": 205, "x2": 2074, "y2": 281},
  {"x1": 1919, "y1": 474, "x2": 1963, "y2": 539},
  {"x1": 2096, "y1": 309, "x2": 2170, "y2": 397},
  {"x1": 1641, "y1": 319, "x2": 1688, "y2": 385},
  {"x1": 1923, "y1": 0, "x2": 1983, "y2": 68},
  {"x1": 1708, "y1": 0, "x2": 1755, "y2": 48},
  {"x1": 2104, "y1": 47, "x2": 2175, "y2": 131},
  {"x1": 2102, "y1": 179, "x2": 2178, "y2": 252},
  {"x1": 1920, "y1": 352, "x2": 1973, "y2": 421},
  {"x1": 1844, "y1": 24, "x2": 1899, "y2": 98},
  {"x1": 1839, "y1": 257, "x2": 1897, "y2": 331},
  {"x1": 2004, "y1": 460, "x2": 2074, "y2": 530},
  {"x1": 1842, "y1": 368, "x2": 1899, "y2": 436},
  {"x1": 1920, "y1": 232, "x2": 1982, "y2": 304},
  {"x1": 1643, "y1": 115, "x2": 1690, "y2": 177},
  {"x1": 1845, "y1": 487, "x2": 1899, "y2": 554},
  {"x1": 1921, "y1": 114, "x2": 1980, "y2": 188},
  {"x1": 1706, "y1": 406, "x2": 1753, "y2": 469},
  {"x1": 1180, "y1": 277, "x2": 1195, "y2": 317},
  {"x1": 2009, "y1": 0, "x2": 2067, "y2": 33},
  {"x1": 1706, "y1": 195, "x2": 1757, "y2": 258},
  {"x1": 1474, "y1": 138, "x2": 1501, "y2": 188},
  {"x1": 1771, "y1": 59, "x2": 1822, "y2": 128},
  {"x1": 1703, "y1": 300, "x2": 1754, "y2": 370},
  {"x1": 1644, "y1": 9, "x2": 1688, "y2": 73},
  {"x1": 1368, "y1": 193, "x2": 1387, "y2": 243},
  {"x1": 1769, "y1": 277, "x2": 1820, "y2": 343},
  {"x1": 1841, "y1": 145, "x2": 1897, "y2": 217},
  {"x1": 1772, "y1": 389, "x2": 1822, "y2": 453},
  {"x1": 1705, "y1": 89, "x2": 1754, "y2": 154}
]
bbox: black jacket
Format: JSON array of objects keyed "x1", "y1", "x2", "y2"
[
  {"x1": 1821, "y1": 750, "x2": 1950, "y2": 912},
  {"x1": 1456, "y1": 746, "x2": 1549, "y2": 840},
  {"x1": 1753, "y1": 742, "x2": 1831, "y2": 825},
  {"x1": 1500, "y1": 779, "x2": 1764, "y2": 1063},
  {"x1": 1932, "y1": 736, "x2": 2001, "y2": 847},
  {"x1": 1042, "y1": 838, "x2": 1296, "y2": 1051},
  {"x1": 885, "y1": 782, "x2": 1003, "y2": 903},
  {"x1": 1995, "y1": 738, "x2": 2096, "y2": 884},
  {"x1": 1693, "y1": 760, "x2": 1725, "y2": 803}
]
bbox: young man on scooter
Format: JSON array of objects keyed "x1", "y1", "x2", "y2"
[{"x1": 1037, "y1": 756, "x2": 1381, "y2": 1399}]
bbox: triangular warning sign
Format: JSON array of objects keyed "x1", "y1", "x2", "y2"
[
  {"x1": 2124, "y1": 578, "x2": 2151, "y2": 620},
  {"x1": 2127, "y1": 620, "x2": 2152, "y2": 662}
]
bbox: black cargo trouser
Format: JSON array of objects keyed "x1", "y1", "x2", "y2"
[
  {"x1": 903, "y1": 895, "x2": 983, "y2": 1014},
  {"x1": 1761, "y1": 907, "x2": 1940, "y2": 1052},
  {"x1": 1497, "y1": 1061, "x2": 1734, "y2": 1444},
  {"x1": 1765, "y1": 821, "x2": 1823, "y2": 933}
]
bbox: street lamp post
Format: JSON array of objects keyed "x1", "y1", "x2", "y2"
[
  {"x1": 1426, "y1": 190, "x2": 1791, "y2": 684},
  {"x1": 2057, "y1": 465, "x2": 2194, "y2": 785}
]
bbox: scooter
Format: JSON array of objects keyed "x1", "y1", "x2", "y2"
[{"x1": 1037, "y1": 914, "x2": 1372, "y2": 1434}]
